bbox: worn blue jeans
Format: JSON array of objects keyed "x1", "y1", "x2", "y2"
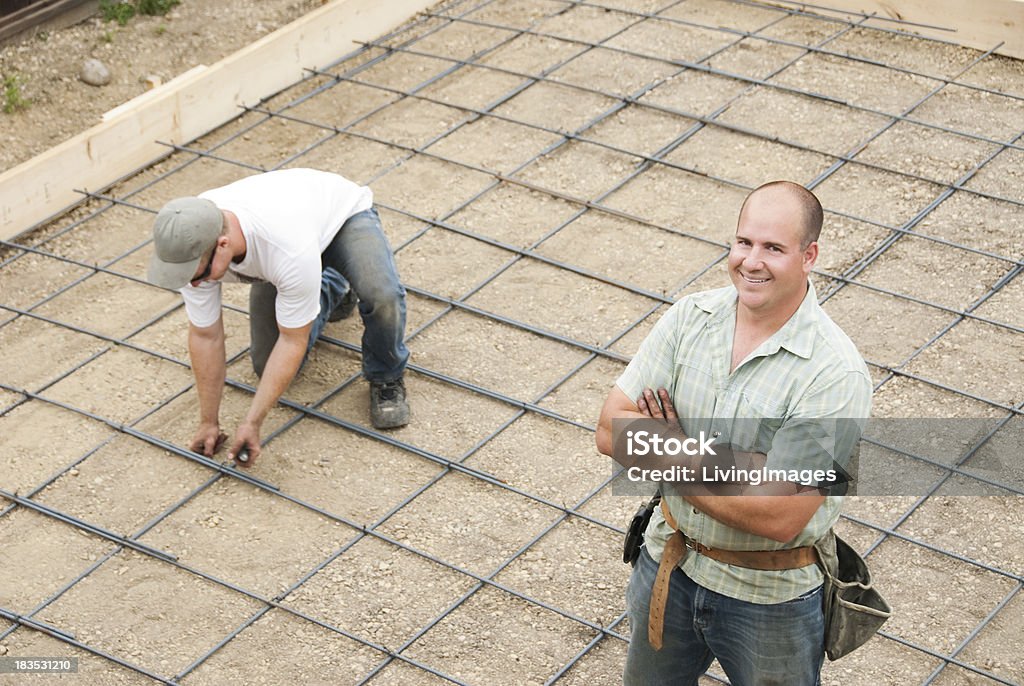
[
  {"x1": 250, "y1": 207, "x2": 409, "y2": 382},
  {"x1": 624, "y1": 547, "x2": 824, "y2": 686}
]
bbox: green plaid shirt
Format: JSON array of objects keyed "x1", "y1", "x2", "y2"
[{"x1": 617, "y1": 282, "x2": 871, "y2": 603}]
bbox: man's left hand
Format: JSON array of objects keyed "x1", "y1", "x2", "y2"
[{"x1": 228, "y1": 422, "x2": 262, "y2": 467}]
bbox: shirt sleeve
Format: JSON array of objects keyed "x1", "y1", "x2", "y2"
[
  {"x1": 764, "y1": 369, "x2": 872, "y2": 488},
  {"x1": 615, "y1": 302, "x2": 685, "y2": 404},
  {"x1": 181, "y1": 281, "x2": 223, "y2": 328},
  {"x1": 271, "y1": 248, "x2": 322, "y2": 329}
]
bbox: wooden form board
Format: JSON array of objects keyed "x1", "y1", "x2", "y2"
[
  {"x1": 766, "y1": 0, "x2": 1024, "y2": 59},
  {"x1": 0, "y1": 0, "x2": 437, "y2": 241}
]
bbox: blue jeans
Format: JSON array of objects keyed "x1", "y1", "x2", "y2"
[
  {"x1": 249, "y1": 208, "x2": 409, "y2": 382},
  {"x1": 624, "y1": 547, "x2": 824, "y2": 686}
]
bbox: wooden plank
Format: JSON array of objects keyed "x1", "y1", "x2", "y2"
[
  {"x1": 0, "y1": 0, "x2": 96, "y2": 46},
  {"x1": 0, "y1": 0, "x2": 36, "y2": 16},
  {"x1": 764, "y1": 0, "x2": 1024, "y2": 59},
  {"x1": 0, "y1": 0, "x2": 437, "y2": 240}
]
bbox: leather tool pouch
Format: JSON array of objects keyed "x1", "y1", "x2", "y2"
[{"x1": 623, "y1": 493, "x2": 661, "y2": 565}]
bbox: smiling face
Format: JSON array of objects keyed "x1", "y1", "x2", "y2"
[{"x1": 728, "y1": 186, "x2": 818, "y2": 321}]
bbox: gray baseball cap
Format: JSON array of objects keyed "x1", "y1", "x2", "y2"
[{"x1": 148, "y1": 197, "x2": 223, "y2": 290}]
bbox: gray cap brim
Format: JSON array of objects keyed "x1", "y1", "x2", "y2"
[{"x1": 148, "y1": 253, "x2": 203, "y2": 290}]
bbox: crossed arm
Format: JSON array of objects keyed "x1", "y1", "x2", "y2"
[
  {"x1": 596, "y1": 386, "x2": 825, "y2": 543},
  {"x1": 188, "y1": 317, "x2": 311, "y2": 466}
]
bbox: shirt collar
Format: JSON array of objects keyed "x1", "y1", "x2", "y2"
[
  {"x1": 765, "y1": 281, "x2": 819, "y2": 359},
  {"x1": 692, "y1": 282, "x2": 819, "y2": 359}
]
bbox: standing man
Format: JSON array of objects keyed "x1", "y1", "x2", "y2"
[
  {"x1": 596, "y1": 181, "x2": 871, "y2": 684},
  {"x1": 147, "y1": 168, "x2": 410, "y2": 466}
]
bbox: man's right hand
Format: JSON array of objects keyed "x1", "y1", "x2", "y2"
[
  {"x1": 189, "y1": 423, "x2": 228, "y2": 457},
  {"x1": 637, "y1": 388, "x2": 678, "y2": 421}
]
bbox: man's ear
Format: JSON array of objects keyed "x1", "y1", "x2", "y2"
[{"x1": 803, "y1": 241, "x2": 819, "y2": 272}]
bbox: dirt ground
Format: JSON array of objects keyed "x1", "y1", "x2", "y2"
[
  {"x1": 1, "y1": 0, "x2": 1023, "y2": 685},
  {"x1": 0, "y1": 0, "x2": 327, "y2": 172}
]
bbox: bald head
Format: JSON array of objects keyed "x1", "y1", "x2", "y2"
[{"x1": 738, "y1": 181, "x2": 823, "y2": 248}]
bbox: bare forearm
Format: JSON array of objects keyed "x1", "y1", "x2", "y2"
[
  {"x1": 596, "y1": 407, "x2": 655, "y2": 457},
  {"x1": 605, "y1": 386, "x2": 823, "y2": 542},
  {"x1": 667, "y1": 446, "x2": 821, "y2": 542},
  {"x1": 681, "y1": 490, "x2": 819, "y2": 542},
  {"x1": 188, "y1": 322, "x2": 226, "y2": 424},
  {"x1": 244, "y1": 329, "x2": 307, "y2": 428}
]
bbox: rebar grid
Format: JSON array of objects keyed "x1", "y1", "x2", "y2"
[{"x1": 2, "y1": 0, "x2": 1023, "y2": 684}]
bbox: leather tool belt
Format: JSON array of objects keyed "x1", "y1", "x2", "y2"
[{"x1": 648, "y1": 499, "x2": 819, "y2": 651}]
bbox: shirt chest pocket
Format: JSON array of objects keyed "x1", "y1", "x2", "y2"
[
  {"x1": 670, "y1": 359, "x2": 716, "y2": 422},
  {"x1": 715, "y1": 387, "x2": 787, "y2": 453}
]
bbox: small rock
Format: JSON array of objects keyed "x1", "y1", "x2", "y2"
[
  {"x1": 142, "y1": 74, "x2": 162, "y2": 90},
  {"x1": 80, "y1": 58, "x2": 111, "y2": 87}
]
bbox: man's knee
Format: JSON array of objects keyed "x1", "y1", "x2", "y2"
[
  {"x1": 360, "y1": 284, "x2": 405, "y2": 320},
  {"x1": 249, "y1": 323, "x2": 276, "y2": 378},
  {"x1": 249, "y1": 282, "x2": 278, "y2": 378},
  {"x1": 251, "y1": 350, "x2": 268, "y2": 378}
]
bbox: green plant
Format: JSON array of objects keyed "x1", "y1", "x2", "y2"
[
  {"x1": 3, "y1": 75, "x2": 29, "y2": 114},
  {"x1": 154, "y1": 23, "x2": 167, "y2": 36},
  {"x1": 99, "y1": 0, "x2": 178, "y2": 25},
  {"x1": 99, "y1": 0, "x2": 136, "y2": 26},
  {"x1": 137, "y1": 0, "x2": 180, "y2": 16},
  {"x1": 101, "y1": 29, "x2": 116, "y2": 43}
]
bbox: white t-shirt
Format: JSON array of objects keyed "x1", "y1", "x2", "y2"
[{"x1": 181, "y1": 169, "x2": 373, "y2": 329}]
